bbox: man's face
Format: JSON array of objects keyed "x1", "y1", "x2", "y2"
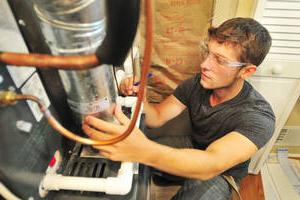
[{"x1": 200, "y1": 40, "x2": 243, "y2": 90}]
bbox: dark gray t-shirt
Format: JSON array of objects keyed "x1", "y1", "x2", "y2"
[{"x1": 173, "y1": 74, "x2": 275, "y2": 180}]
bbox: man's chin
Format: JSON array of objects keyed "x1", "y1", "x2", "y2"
[{"x1": 200, "y1": 80, "x2": 214, "y2": 89}]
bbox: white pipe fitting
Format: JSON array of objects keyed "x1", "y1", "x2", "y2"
[
  {"x1": 116, "y1": 96, "x2": 138, "y2": 108},
  {"x1": 39, "y1": 162, "x2": 134, "y2": 197}
]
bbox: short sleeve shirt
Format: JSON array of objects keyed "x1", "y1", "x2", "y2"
[{"x1": 173, "y1": 74, "x2": 275, "y2": 179}]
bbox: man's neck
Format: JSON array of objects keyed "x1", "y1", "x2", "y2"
[{"x1": 210, "y1": 80, "x2": 244, "y2": 107}]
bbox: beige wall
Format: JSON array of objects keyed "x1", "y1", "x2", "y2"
[
  {"x1": 212, "y1": 0, "x2": 256, "y2": 26},
  {"x1": 236, "y1": 0, "x2": 256, "y2": 17}
]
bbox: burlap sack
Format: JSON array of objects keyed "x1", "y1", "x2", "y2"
[{"x1": 139, "y1": 0, "x2": 214, "y2": 102}]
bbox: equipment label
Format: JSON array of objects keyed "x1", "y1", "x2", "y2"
[{"x1": 67, "y1": 97, "x2": 110, "y2": 115}]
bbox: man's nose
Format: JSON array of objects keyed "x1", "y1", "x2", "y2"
[{"x1": 201, "y1": 56, "x2": 213, "y2": 70}]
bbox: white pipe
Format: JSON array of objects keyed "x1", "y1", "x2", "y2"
[
  {"x1": 40, "y1": 97, "x2": 140, "y2": 197},
  {"x1": 116, "y1": 96, "x2": 138, "y2": 108},
  {"x1": 0, "y1": 181, "x2": 21, "y2": 200},
  {"x1": 40, "y1": 162, "x2": 134, "y2": 196}
]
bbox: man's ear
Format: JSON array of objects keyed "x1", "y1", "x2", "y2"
[{"x1": 239, "y1": 64, "x2": 257, "y2": 80}]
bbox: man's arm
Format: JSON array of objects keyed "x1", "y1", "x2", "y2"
[
  {"x1": 83, "y1": 106, "x2": 257, "y2": 180},
  {"x1": 143, "y1": 95, "x2": 186, "y2": 128},
  {"x1": 139, "y1": 131, "x2": 258, "y2": 180},
  {"x1": 119, "y1": 76, "x2": 187, "y2": 128},
  {"x1": 83, "y1": 108, "x2": 257, "y2": 180}
]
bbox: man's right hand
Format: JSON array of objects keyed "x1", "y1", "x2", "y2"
[{"x1": 119, "y1": 76, "x2": 140, "y2": 96}]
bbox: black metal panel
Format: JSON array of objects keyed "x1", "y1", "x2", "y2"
[
  {"x1": 0, "y1": 2, "x2": 75, "y2": 198},
  {"x1": 0, "y1": 64, "x2": 64, "y2": 199},
  {"x1": 96, "y1": 0, "x2": 140, "y2": 66}
]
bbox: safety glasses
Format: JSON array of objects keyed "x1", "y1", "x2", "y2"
[{"x1": 199, "y1": 40, "x2": 250, "y2": 68}]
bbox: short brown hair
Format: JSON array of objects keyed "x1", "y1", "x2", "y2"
[{"x1": 208, "y1": 18, "x2": 272, "y2": 66}]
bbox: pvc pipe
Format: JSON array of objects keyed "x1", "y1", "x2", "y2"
[
  {"x1": 39, "y1": 97, "x2": 140, "y2": 197},
  {"x1": 40, "y1": 162, "x2": 134, "y2": 196},
  {"x1": 117, "y1": 96, "x2": 138, "y2": 108},
  {"x1": 0, "y1": 181, "x2": 21, "y2": 200}
]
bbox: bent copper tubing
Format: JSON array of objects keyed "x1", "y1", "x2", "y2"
[
  {"x1": 2, "y1": 88, "x2": 147, "y2": 145},
  {"x1": 107, "y1": 0, "x2": 153, "y2": 145},
  {"x1": 1, "y1": 0, "x2": 152, "y2": 145},
  {"x1": 14, "y1": 94, "x2": 110, "y2": 145},
  {"x1": 11, "y1": 58, "x2": 149, "y2": 145}
]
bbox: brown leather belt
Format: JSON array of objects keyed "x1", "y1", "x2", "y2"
[{"x1": 222, "y1": 175, "x2": 242, "y2": 200}]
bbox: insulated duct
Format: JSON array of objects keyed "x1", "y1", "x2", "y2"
[{"x1": 33, "y1": 0, "x2": 117, "y2": 124}]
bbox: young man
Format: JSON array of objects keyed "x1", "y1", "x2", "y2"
[{"x1": 82, "y1": 18, "x2": 275, "y2": 200}]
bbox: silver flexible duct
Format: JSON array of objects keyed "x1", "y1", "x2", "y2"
[{"x1": 33, "y1": 0, "x2": 118, "y2": 124}]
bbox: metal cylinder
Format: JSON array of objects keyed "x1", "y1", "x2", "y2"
[{"x1": 33, "y1": 0, "x2": 118, "y2": 124}]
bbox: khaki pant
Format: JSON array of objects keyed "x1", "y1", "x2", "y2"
[{"x1": 222, "y1": 175, "x2": 242, "y2": 200}]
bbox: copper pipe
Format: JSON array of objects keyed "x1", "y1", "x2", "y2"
[
  {"x1": 1, "y1": 0, "x2": 152, "y2": 145},
  {"x1": 14, "y1": 94, "x2": 105, "y2": 145},
  {"x1": 2, "y1": 90, "x2": 148, "y2": 145},
  {"x1": 0, "y1": 53, "x2": 99, "y2": 70},
  {"x1": 109, "y1": 0, "x2": 153, "y2": 145}
]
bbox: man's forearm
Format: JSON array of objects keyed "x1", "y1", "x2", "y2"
[{"x1": 138, "y1": 140, "x2": 222, "y2": 180}]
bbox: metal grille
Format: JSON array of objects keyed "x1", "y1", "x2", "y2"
[{"x1": 62, "y1": 144, "x2": 121, "y2": 178}]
